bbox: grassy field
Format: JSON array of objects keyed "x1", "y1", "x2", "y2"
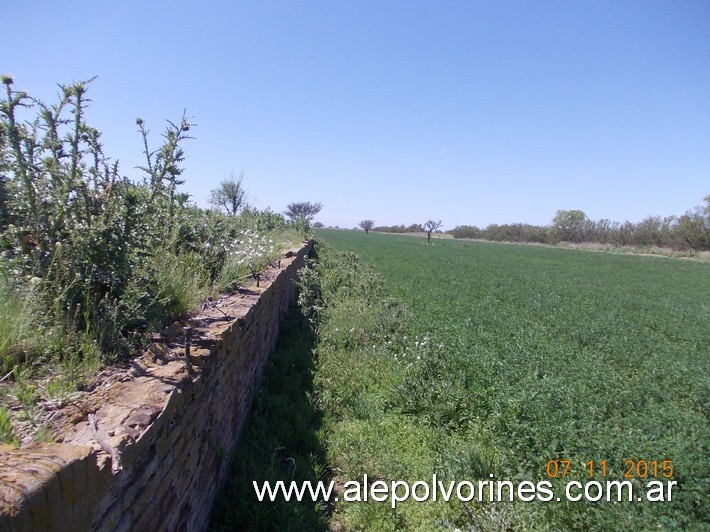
[{"x1": 314, "y1": 228, "x2": 709, "y2": 529}]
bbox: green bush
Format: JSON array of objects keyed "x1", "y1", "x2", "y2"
[{"x1": 1, "y1": 76, "x2": 199, "y2": 364}]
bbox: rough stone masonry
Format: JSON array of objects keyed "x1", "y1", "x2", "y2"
[{"x1": 0, "y1": 241, "x2": 312, "y2": 532}]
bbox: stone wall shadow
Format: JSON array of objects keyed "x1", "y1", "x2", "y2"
[{"x1": 209, "y1": 302, "x2": 330, "y2": 531}]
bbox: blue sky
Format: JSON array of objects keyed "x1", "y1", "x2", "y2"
[{"x1": 3, "y1": 1, "x2": 709, "y2": 229}]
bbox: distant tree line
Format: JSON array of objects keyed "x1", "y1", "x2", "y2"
[
  {"x1": 372, "y1": 223, "x2": 424, "y2": 233},
  {"x1": 449, "y1": 199, "x2": 710, "y2": 251}
]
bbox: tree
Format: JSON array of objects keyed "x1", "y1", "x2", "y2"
[
  {"x1": 284, "y1": 201, "x2": 322, "y2": 222},
  {"x1": 672, "y1": 207, "x2": 710, "y2": 251},
  {"x1": 209, "y1": 172, "x2": 247, "y2": 215},
  {"x1": 551, "y1": 210, "x2": 590, "y2": 243},
  {"x1": 633, "y1": 216, "x2": 664, "y2": 247},
  {"x1": 359, "y1": 219, "x2": 375, "y2": 234},
  {"x1": 424, "y1": 219, "x2": 442, "y2": 244}
]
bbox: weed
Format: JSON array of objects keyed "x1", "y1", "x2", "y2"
[
  {"x1": 0, "y1": 76, "x2": 318, "y2": 446},
  {"x1": 0, "y1": 407, "x2": 19, "y2": 446},
  {"x1": 0, "y1": 269, "x2": 43, "y2": 372},
  {"x1": 216, "y1": 230, "x2": 278, "y2": 293},
  {"x1": 152, "y1": 251, "x2": 210, "y2": 318}
]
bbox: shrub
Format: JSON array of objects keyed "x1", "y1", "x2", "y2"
[{"x1": 0, "y1": 76, "x2": 200, "y2": 362}]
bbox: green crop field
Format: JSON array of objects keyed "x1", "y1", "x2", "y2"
[{"x1": 315, "y1": 228, "x2": 709, "y2": 529}]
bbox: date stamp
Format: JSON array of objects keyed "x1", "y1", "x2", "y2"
[{"x1": 546, "y1": 459, "x2": 674, "y2": 479}]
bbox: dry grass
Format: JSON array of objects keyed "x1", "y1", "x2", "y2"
[
  {"x1": 445, "y1": 236, "x2": 710, "y2": 261},
  {"x1": 374, "y1": 230, "x2": 454, "y2": 239}
]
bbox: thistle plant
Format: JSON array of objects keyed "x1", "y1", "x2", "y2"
[
  {"x1": 0, "y1": 77, "x2": 198, "y2": 364},
  {"x1": 136, "y1": 111, "x2": 194, "y2": 234},
  {"x1": 0, "y1": 77, "x2": 302, "y2": 444}
]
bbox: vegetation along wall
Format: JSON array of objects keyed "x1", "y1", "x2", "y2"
[{"x1": 0, "y1": 241, "x2": 312, "y2": 531}]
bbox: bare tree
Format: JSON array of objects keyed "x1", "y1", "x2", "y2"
[
  {"x1": 424, "y1": 219, "x2": 442, "y2": 244},
  {"x1": 209, "y1": 172, "x2": 247, "y2": 215},
  {"x1": 284, "y1": 201, "x2": 322, "y2": 222},
  {"x1": 359, "y1": 219, "x2": 375, "y2": 234}
]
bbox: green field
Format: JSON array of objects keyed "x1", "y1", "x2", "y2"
[{"x1": 315, "y1": 228, "x2": 709, "y2": 529}]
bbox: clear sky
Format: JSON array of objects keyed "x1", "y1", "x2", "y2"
[{"x1": 3, "y1": 1, "x2": 709, "y2": 229}]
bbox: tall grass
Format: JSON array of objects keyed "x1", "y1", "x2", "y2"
[
  {"x1": 0, "y1": 272, "x2": 43, "y2": 373},
  {"x1": 152, "y1": 251, "x2": 210, "y2": 319}
]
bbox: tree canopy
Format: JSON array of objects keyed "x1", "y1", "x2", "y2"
[
  {"x1": 551, "y1": 209, "x2": 590, "y2": 243},
  {"x1": 359, "y1": 219, "x2": 375, "y2": 234},
  {"x1": 209, "y1": 172, "x2": 247, "y2": 215},
  {"x1": 284, "y1": 201, "x2": 322, "y2": 222}
]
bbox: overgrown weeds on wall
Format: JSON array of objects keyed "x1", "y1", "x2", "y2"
[{"x1": 0, "y1": 76, "x2": 306, "y2": 444}]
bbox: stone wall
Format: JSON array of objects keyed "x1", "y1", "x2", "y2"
[{"x1": 0, "y1": 241, "x2": 312, "y2": 531}]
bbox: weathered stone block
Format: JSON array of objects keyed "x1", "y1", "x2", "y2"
[{"x1": 0, "y1": 242, "x2": 312, "y2": 531}]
